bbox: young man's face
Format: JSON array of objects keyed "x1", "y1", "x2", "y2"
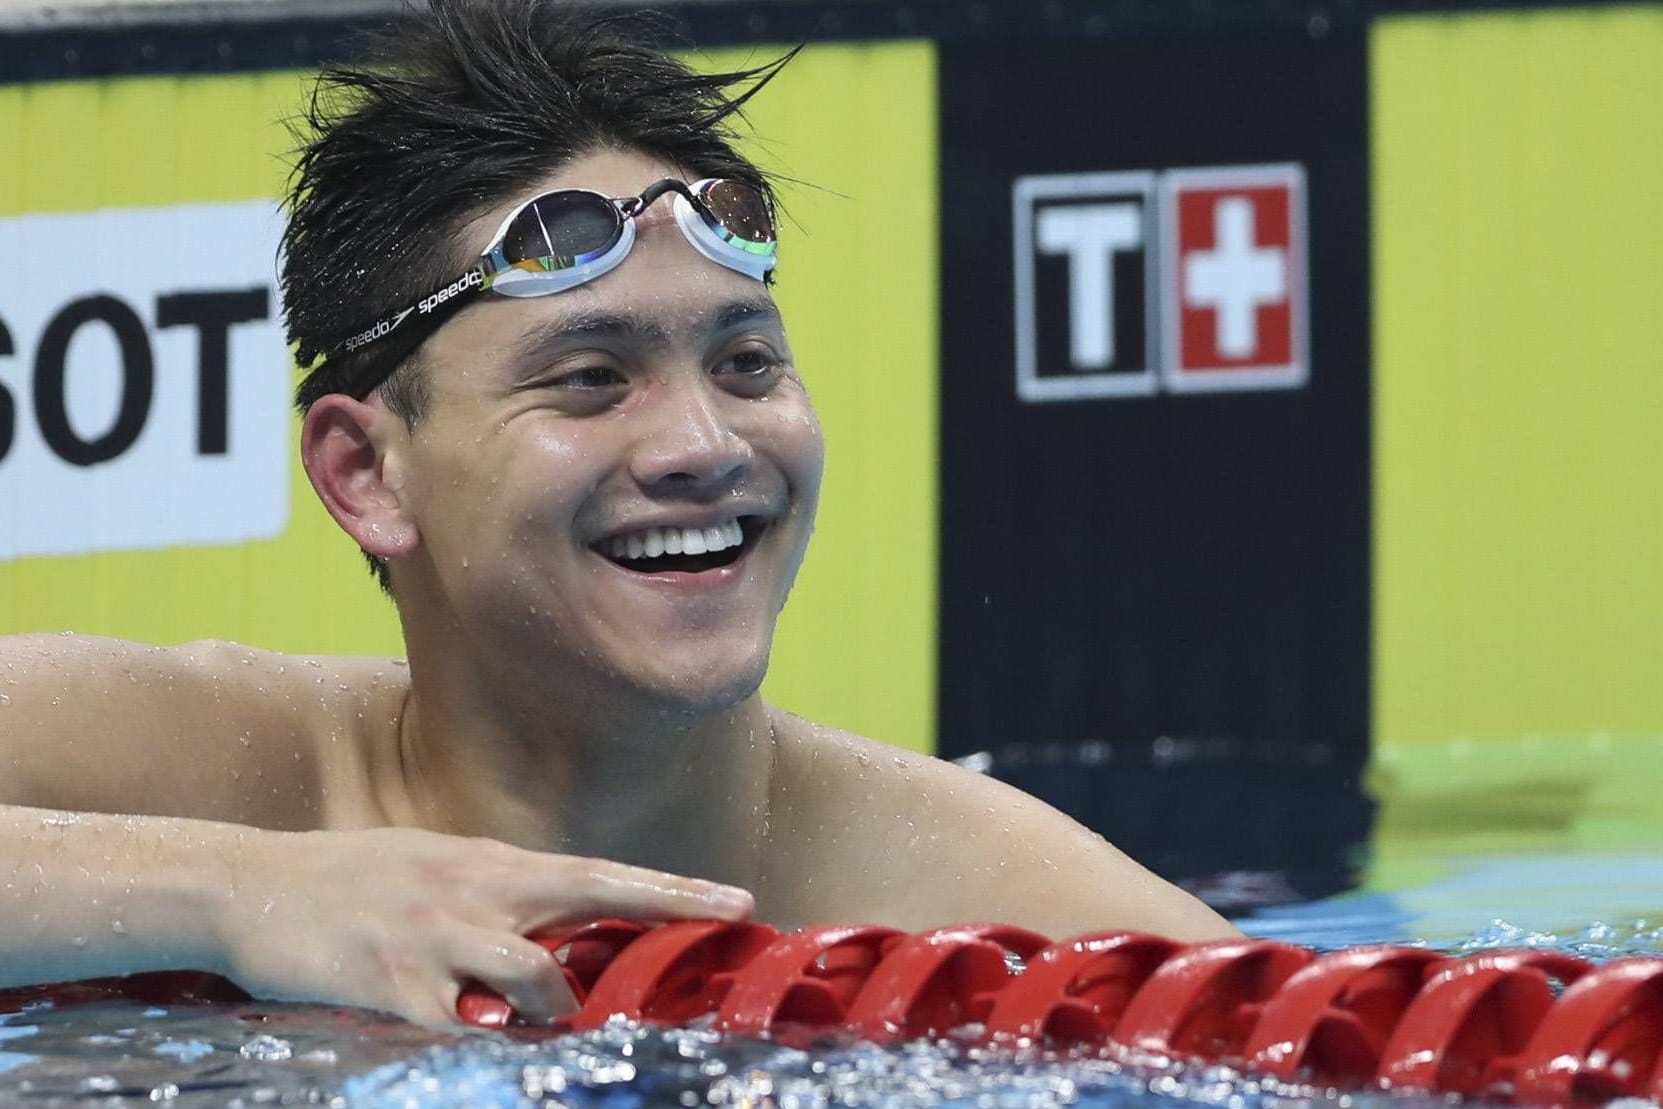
[{"x1": 388, "y1": 148, "x2": 824, "y2": 711}]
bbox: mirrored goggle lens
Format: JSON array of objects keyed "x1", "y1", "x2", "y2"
[
  {"x1": 698, "y1": 180, "x2": 775, "y2": 245},
  {"x1": 500, "y1": 192, "x2": 622, "y2": 266}
]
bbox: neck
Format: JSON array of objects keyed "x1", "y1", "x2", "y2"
[{"x1": 384, "y1": 616, "x2": 777, "y2": 891}]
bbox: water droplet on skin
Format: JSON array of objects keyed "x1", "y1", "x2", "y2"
[
  {"x1": 71, "y1": 935, "x2": 88, "y2": 948},
  {"x1": 111, "y1": 920, "x2": 126, "y2": 934}
]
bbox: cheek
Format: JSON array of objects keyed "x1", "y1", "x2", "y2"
[
  {"x1": 497, "y1": 424, "x2": 615, "y2": 528},
  {"x1": 414, "y1": 424, "x2": 596, "y2": 536},
  {"x1": 763, "y1": 393, "x2": 826, "y2": 493},
  {"x1": 516, "y1": 422, "x2": 590, "y2": 475}
]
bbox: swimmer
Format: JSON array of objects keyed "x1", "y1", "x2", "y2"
[{"x1": 0, "y1": 0, "x2": 1235, "y2": 1028}]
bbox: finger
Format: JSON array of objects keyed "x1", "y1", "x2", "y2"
[
  {"x1": 516, "y1": 856, "x2": 755, "y2": 925},
  {"x1": 569, "y1": 865, "x2": 754, "y2": 922},
  {"x1": 376, "y1": 975, "x2": 467, "y2": 1031},
  {"x1": 449, "y1": 927, "x2": 578, "y2": 1026},
  {"x1": 409, "y1": 984, "x2": 469, "y2": 1031}
]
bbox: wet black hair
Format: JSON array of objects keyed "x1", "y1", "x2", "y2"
[{"x1": 280, "y1": 0, "x2": 792, "y2": 592}]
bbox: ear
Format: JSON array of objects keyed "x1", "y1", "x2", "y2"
[{"x1": 301, "y1": 395, "x2": 421, "y2": 562}]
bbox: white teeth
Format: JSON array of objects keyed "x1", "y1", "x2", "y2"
[{"x1": 601, "y1": 518, "x2": 751, "y2": 563}]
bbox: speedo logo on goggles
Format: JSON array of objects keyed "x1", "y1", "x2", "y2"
[
  {"x1": 341, "y1": 310, "x2": 413, "y2": 354},
  {"x1": 341, "y1": 268, "x2": 485, "y2": 352},
  {"x1": 330, "y1": 177, "x2": 778, "y2": 398},
  {"x1": 419, "y1": 269, "x2": 485, "y2": 315}
]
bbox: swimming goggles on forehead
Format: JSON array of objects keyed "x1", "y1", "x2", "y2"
[{"x1": 333, "y1": 177, "x2": 778, "y2": 399}]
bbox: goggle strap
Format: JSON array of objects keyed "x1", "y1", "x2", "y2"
[{"x1": 341, "y1": 267, "x2": 487, "y2": 396}]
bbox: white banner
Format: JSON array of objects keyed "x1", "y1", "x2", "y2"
[{"x1": 0, "y1": 199, "x2": 290, "y2": 559}]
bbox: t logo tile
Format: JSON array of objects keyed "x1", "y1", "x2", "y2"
[{"x1": 1012, "y1": 171, "x2": 1157, "y2": 402}]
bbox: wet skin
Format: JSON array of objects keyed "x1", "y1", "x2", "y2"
[
  {"x1": 302, "y1": 149, "x2": 821, "y2": 884},
  {"x1": 365, "y1": 151, "x2": 824, "y2": 717},
  {"x1": 0, "y1": 148, "x2": 1235, "y2": 1028}
]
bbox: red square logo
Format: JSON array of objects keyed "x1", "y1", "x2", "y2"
[{"x1": 1159, "y1": 164, "x2": 1306, "y2": 392}]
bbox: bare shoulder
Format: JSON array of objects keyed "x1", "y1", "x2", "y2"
[
  {"x1": 0, "y1": 634, "x2": 404, "y2": 830},
  {"x1": 764, "y1": 708, "x2": 1236, "y2": 941},
  {"x1": 770, "y1": 709, "x2": 1075, "y2": 834}
]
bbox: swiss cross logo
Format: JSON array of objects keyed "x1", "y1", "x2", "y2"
[
  {"x1": 1159, "y1": 164, "x2": 1306, "y2": 392},
  {"x1": 1012, "y1": 162, "x2": 1307, "y2": 402}
]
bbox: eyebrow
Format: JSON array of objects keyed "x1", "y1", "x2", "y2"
[{"x1": 506, "y1": 297, "x2": 783, "y2": 382}]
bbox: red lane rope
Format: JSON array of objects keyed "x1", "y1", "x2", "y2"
[{"x1": 9, "y1": 921, "x2": 1663, "y2": 1105}]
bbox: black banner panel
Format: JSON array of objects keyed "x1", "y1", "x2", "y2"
[{"x1": 937, "y1": 28, "x2": 1371, "y2": 765}]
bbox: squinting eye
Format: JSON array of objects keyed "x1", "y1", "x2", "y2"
[
  {"x1": 715, "y1": 349, "x2": 783, "y2": 377},
  {"x1": 551, "y1": 365, "x2": 626, "y2": 389}
]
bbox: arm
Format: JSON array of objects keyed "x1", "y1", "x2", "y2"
[
  {"x1": 0, "y1": 634, "x2": 755, "y2": 1025},
  {"x1": 0, "y1": 803, "x2": 236, "y2": 986},
  {"x1": 0, "y1": 634, "x2": 319, "y2": 827},
  {"x1": 0, "y1": 802, "x2": 755, "y2": 1024}
]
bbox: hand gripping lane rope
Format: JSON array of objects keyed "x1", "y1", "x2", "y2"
[{"x1": 6, "y1": 919, "x2": 1663, "y2": 1105}]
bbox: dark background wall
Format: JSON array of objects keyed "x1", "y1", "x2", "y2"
[{"x1": 935, "y1": 25, "x2": 1372, "y2": 765}]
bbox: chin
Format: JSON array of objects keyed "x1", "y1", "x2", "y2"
[{"x1": 630, "y1": 648, "x2": 771, "y2": 718}]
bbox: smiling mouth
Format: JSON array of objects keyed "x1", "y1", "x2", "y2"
[{"x1": 595, "y1": 516, "x2": 766, "y2": 574}]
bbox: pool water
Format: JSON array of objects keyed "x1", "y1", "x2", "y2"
[
  {"x1": 6, "y1": 895, "x2": 1660, "y2": 1108},
  {"x1": 3, "y1": 736, "x2": 1661, "y2": 1107}
]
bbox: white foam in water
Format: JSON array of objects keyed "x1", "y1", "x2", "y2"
[
  {"x1": 336, "y1": 1023, "x2": 1457, "y2": 1109},
  {"x1": 0, "y1": 992, "x2": 1465, "y2": 1108}
]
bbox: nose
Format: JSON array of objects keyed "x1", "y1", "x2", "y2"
[{"x1": 628, "y1": 375, "x2": 753, "y2": 494}]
